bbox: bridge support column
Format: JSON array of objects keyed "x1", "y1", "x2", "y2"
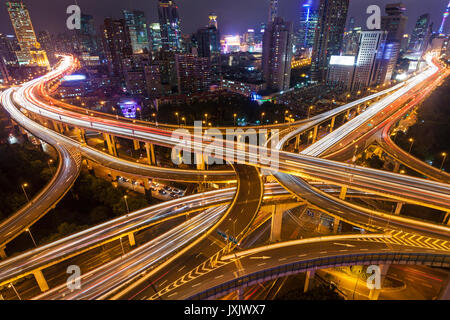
[
  {"x1": 270, "y1": 205, "x2": 284, "y2": 242},
  {"x1": 368, "y1": 264, "x2": 390, "y2": 300},
  {"x1": 312, "y1": 126, "x2": 318, "y2": 143},
  {"x1": 196, "y1": 153, "x2": 205, "y2": 171},
  {"x1": 103, "y1": 133, "x2": 117, "y2": 157},
  {"x1": 393, "y1": 162, "x2": 400, "y2": 173},
  {"x1": 439, "y1": 273, "x2": 450, "y2": 300},
  {"x1": 0, "y1": 247, "x2": 6, "y2": 259},
  {"x1": 145, "y1": 143, "x2": 156, "y2": 165},
  {"x1": 345, "y1": 110, "x2": 350, "y2": 121},
  {"x1": 133, "y1": 140, "x2": 140, "y2": 151},
  {"x1": 52, "y1": 121, "x2": 61, "y2": 133},
  {"x1": 339, "y1": 186, "x2": 347, "y2": 200},
  {"x1": 128, "y1": 232, "x2": 136, "y2": 247},
  {"x1": 295, "y1": 135, "x2": 300, "y2": 150},
  {"x1": 333, "y1": 217, "x2": 341, "y2": 234},
  {"x1": 33, "y1": 270, "x2": 49, "y2": 292},
  {"x1": 394, "y1": 202, "x2": 403, "y2": 215},
  {"x1": 330, "y1": 116, "x2": 336, "y2": 132},
  {"x1": 79, "y1": 128, "x2": 87, "y2": 143},
  {"x1": 443, "y1": 212, "x2": 450, "y2": 225},
  {"x1": 304, "y1": 270, "x2": 315, "y2": 292},
  {"x1": 236, "y1": 288, "x2": 244, "y2": 300}
]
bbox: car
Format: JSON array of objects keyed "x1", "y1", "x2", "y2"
[{"x1": 158, "y1": 189, "x2": 167, "y2": 195}]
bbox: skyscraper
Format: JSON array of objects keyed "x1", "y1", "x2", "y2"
[
  {"x1": 381, "y1": 3, "x2": 408, "y2": 42},
  {"x1": 78, "y1": 14, "x2": 98, "y2": 55},
  {"x1": 262, "y1": 17, "x2": 294, "y2": 92},
  {"x1": 0, "y1": 34, "x2": 18, "y2": 65},
  {"x1": 209, "y1": 13, "x2": 218, "y2": 29},
  {"x1": 298, "y1": 1, "x2": 319, "y2": 50},
  {"x1": 269, "y1": 0, "x2": 279, "y2": 22},
  {"x1": 408, "y1": 14, "x2": 431, "y2": 53},
  {"x1": 6, "y1": 1, "x2": 49, "y2": 67},
  {"x1": 352, "y1": 31, "x2": 388, "y2": 91},
  {"x1": 149, "y1": 23, "x2": 162, "y2": 52},
  {"x1": 438, "y1": 1, "x2": 450, "y2": 35},
  {"x1": 123, "y1": 10, "x2": 150, "y2": 54},
  {"x1": 158, "y1": 0, "x2": 182, "y2": 51},
  {"x1": 175, "y1": 54, "x2": 211, "y2": 94},
  {"x1": 311, "y1": 0, "x2": 349, "y2": 82},
  {"x1": 195, "y1": 25, "x2": 221, "y2": 83},
  {"x1": 102, "y1": 18, "x2": 133, "y2": 80}
]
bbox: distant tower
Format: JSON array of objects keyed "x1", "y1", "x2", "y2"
[
  {"x1": 269, "y1": 0, "x2": 279, "y2": 22},
  {"x1": 409, "y1": 14, "x2": 431, "y2": 53},
  {"x1": 208, "y1": 13, "x2": 218, "y2": 29},
  {"x1": 158, "y1": 0, "x2": 182, "y2": 51},
  {"x1": 439, "y1": 1, "x2": 450, "y2": 35}
]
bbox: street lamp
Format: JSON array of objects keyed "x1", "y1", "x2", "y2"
[
  {"x1": 123, "y1": 195, "x2": 130, "y2": 213},
  {"x1": 233, "y1": 113, "x2": 237, "y2": 126},
  {"x1": 182, "y1": 116, "x2": 186, "y2": 126},
  {"x1": 48, "y1": 159, "x2": 55, "y2": 175},
  {"x1": 408, "y1": 138, "x2": 414, "y2": 153},
  {"x1": 8, "y1": 283, "x2": 21, "y2": 300},
  {"x1": 261, "y1": 112, "x2": 265, "y2": 124},
  {"x1": 204, "y1": 113, "x2": 209, "y2": 125},
  {"x1": 307, "y1": 106, "x2": 314, "y2": 119},
  {"x1": 175, "y1": 112, "x2": 180, "y2": 125},
  {"x1": 21, "y1": 183, "x2": 30, "y2": 202},
  {"x1": 25, "y1": 228, "x2": 37, "y2": 248},
  {"x1": 440, "y1": 152, "x2": 447, "y2": 171}
]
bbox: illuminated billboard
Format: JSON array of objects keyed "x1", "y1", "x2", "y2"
[{"x1": 329, "y1": 55, "x2": 355, "y2": 66}]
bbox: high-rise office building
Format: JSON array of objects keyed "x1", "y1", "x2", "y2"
[
  {"x1": 6, "y1": 1, "x2": 49, "y2": 67},
  {"x1": 158, "y1": 0, "x2": 182, "y2": 51},
  {"x1": 0, "y1": 34, "x2": 18, "y2": 65},
  {"x1": 262, "y1": 17, "x2": 294, "y2": 92},
  {"x1": 438, "y1": 1, "x2": 450, "y2": 35},
  {"x1": 175, "y1": 54, "x2": 211, "y2": 94},
  {"x1": 102, "y1": 18, "x2": 133, "y2": 80},
  {"x1": 196, "y1": 25, "x2": 221, "y2": 83},
  {"x1": 381, "y1": 3, "x2": 408, "y2": 42},
  {"x1": 298, "y1": 1, "x2": 319, "y2": 50},
  {"x1": 311, "y1": 0, "x2": 349, "y2": 82},
  {"x1": 343, "y1": 27, "x2": 362, "y2": 56},
  {"x1": 149, "y1": 23, "x2": 162, "y2": 52},
  {"x1": 327, "y1": 55, "x2": 355, "y2": 90},
  {"x1": 352, "y1": 31, "x2": 388, "y2": 91},
  {"x1": 0, "y1": 57, "x2": 11, "y2": 85},
  {"x1": 209, "y1": 13, "x2": 218, "y2": 29},
  {"x1": 269, "y1": 0, "x2": 279, "y2": 22},
  {"x1": 77, "y1": 14, "x2": 99, "y2": 55},
  {"x1": 123, "y1": 10, "x2": 150, "y2": 54},
  {"x1": 408, "y1": 14, "x2": 431, "y2": 53}
]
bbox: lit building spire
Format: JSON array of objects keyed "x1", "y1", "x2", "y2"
[{"x1": 438, "y1": 1, "x2": 450, "y2": 35}]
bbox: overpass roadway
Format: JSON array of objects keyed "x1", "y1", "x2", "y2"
[
  {"x1": 12, "y1": 57, "x2": 450, "y2": 213},
  {"x1": 149, "y1": 235, "x2": 450, "y2": 300},
  {"x1": 0, "y1": 91, "x2": 81, "y2": 252}
]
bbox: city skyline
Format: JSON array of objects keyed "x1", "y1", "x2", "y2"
[{"x1": 0, "y1": 0, "x2": 448, "y2": 37}]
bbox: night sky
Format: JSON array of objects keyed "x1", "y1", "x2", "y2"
[{"x1": 0, "y1": 0, "x2": 448, "y2": 36}]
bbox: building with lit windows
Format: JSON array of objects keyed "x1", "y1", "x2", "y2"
[
  {"x1": 175, "y1": 54, "x2": 211, "y2": 95},
  {"x1": 123, "y1": 10, "x2": 150, "y2": 54},
  {"x1": 327, "y1": 55, "x2": 355, "y2": 90},
  {"x1": 298, "y1": 1, "x2": 319, "y2": 50},
  {"x1": 408, "y1": 14, "x2": 431, "y2": 53},
  {"x1": 158, "y1": 0, "x2": 182, "y2": 51},
  {"x1": 6, "y1": 1, "x2": 49, "y2": 68}
]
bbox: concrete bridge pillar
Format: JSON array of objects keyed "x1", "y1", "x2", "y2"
[
  {"x1": 128, "y1": 232, "x2": 136, "y2": 247},
  {"x1": 236, "y1": 288, "x2": 244, "y2": 300},
  {"x1": 333, "y1": 217, "x2": 341, "y2": 234},
  {"x1": 295, "y1": 135, "x2": 300, "y2": 150},
  {"x1": 345, "y1": 110, "x2": 350, "y2": 121},
  {"x1": 145, "y1": 143, "x2": 156, "y2": 165},
  {"x1": 79, "y1": 128, "x2": 87, "y2": 143},
  {"x1": 393, "y1": 162, "x2": 401, "y2": 173},
  {"x1": 330, "y1": 116, "x2": 336, "y2": 132},
  {"x1": 443, "y1": 212, "x2": 450, "y2": 225},
  {"x1": 0, "y1": 247, "x2": 6, "y2": 259},
  {"x1": 133, "y1": 140, "x2": 140, "y2": 151},
  {"x1": 33, "y1": 270, "x2": 49, "y2": 292},
  {"x1": 195, "y1": 153, "x2": 206, "y2": 171},
  {"x1": 368, "y1": 264, "x2": 390, "y2": 300},
  {"x1": 304, "y1": 270, "x2": 315, "y2": 292},
  {"x1": 103, "y1": 133, "x2": 117, "y2": 157},
  {"x1": 394, "y1": 202, "x2": 403, "y2": 215},
  {"x1": 339, "y1": 186, "x2": 347, "y2": 200},
  {"x1": 270, "y1": 205, "x2": 284, "y2": 242},
  {"x1": 312, "y1": 125, "x2": 318, "y2": 143}
]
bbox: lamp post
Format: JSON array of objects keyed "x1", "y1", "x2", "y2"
[
  {"x1": 408, "y1": 138, "x2": 414, "y2": 153},
  {"x1": 181, "y1": 116, "x2": 186, "y2": 127},
  {"x1": 175, "y1": 112, "x2": 180, "y2": 126},
  {"x1": 21, "y1": 183, "x2": 30, "y2": 202},
  {"x1": 233, "y1": 113, "x2": 237, "y2": 126},
  {"x1": 307, "y1": 106, "x2": 314, "y2": 119},
  {"x1": 8, "y1": 283, "x2": 21, "y2": 300},
  {"x1": 25, "y1": 228, "x2": 37, "y2": 248},
  {"x1": 48, "y1": 159, "x2": 55, "y2": 175},
  {"x1": 440, "y1": 152, "x2": 447, "y2": 171},
  {"x1": 204, "y1": 114, "x2": 209, "y2": 126},
  {"x1": 123, "y1": 195, "x2": 130, "y2": 214},
  {"x1": 261, "y1": 112, "x2": 265, "y2": 124}
]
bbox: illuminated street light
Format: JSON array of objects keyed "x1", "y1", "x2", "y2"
[
  {"x1": 123, "y1": 195, "x2": 130, "y2": 213},
  {"x1": 21, "y1": 183, "x2": 30, "y2": 202},
  {"x1": 307, "y1": 105, "x2": 314, "y2": 119},
  {"x1": 408, "y1": 138, "x2": 414, "y2": 153},
  {"x1": 25, "y1": 228, "x2": 37, "y2": 248},
  {"x1": 8, "y1": 283, "x2": 21, "y2": 300},
  {"x1": 175, "y1": 112, "x2": 180, "y2": 125},
  {"x1": 233, "y1": 113, "x2": 237, "y2": 126},
  {"x1": 440, "y1": 152, "x2": 447, "y2": 170},
  {"x1": 261, "y1": 112, "x2": 265, "y2": 124}
]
